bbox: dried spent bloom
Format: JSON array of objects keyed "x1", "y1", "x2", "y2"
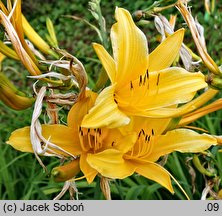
[
  {"x1": 176, "y1": 0, "x2": 221, "y2": 75},
  {"x1": 0, "y1": 1, "x2": 41, "y2": 75}
]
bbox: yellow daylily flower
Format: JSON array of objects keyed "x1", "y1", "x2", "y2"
[
  {"x1": 7, "y1": 91, "x2": 137, "y2": 183},
  {"x1": 81, "y1": 8, "x2": 207, "y2": 128},
  {"x1": 87, "y1": 116, "x2": 217, "y2": 193}
]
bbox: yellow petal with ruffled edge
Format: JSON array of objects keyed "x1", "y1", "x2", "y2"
[
  {"x1": 148, "y1": 29, "x2": 184, "y2": 72},
  {"x1": 111, "y1": 8, "x2": 148, "y2": 86},
  {"x1": 135, "y1": 162, "x2": 174, "y2": 193},
  {"x1": 93, "y1": 43, "x2": 116, "y2": 84},
  {"x1": 116, "y1": 68, "x2": 207, "y2": 116},
  {"x1": 87, "y1": 149, "x2": 135, "y2": 179},
  {"x1": 80, "y1": 153, "x2": 98, "y2": 184},
  {"x1": 7, "y1": 125, "x2": 82, "y2": 155},
  {"x1": 147, "y1": 129, "x2": 217, "y2": 162},
  {"x1": 81, "y1": 85, "x2": 130, "y2": 128}
]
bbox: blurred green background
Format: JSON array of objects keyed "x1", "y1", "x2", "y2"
[{"x1": 1, "y1": 0, "x2": 222, "y2": 199}]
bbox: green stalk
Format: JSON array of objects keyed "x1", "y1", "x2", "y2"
[{"x1": 171, "y1": 152, "x2": 193, "y2": 199}]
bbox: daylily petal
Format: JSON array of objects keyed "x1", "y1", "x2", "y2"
[
  {"x1": 137, "y1": 88, "x2": 218, "y2": 118},
  {"x1": 112, "y1": 132, "x2": 137, "y2": 153},
  {"x1": 7, "y1": 125, "x2": 82, "y2": 155},
  {"x1": 148, "y1": 29, "x2": 184, "y2": 72},
  {"x1": 111, "y1": 8, "x2": 148, "y2": 86},
  {"x1": 93, "y1": 43, "x2": 116, "y2": 84},
  {"x1": 117, "y1": 68, "x2": 207, "y2": 116},
  {"x1": 6, "y1": 126, "x2": 34, "y2": 153},
  {"x1": 147, "y1": 129, "x2": 217, "y2": 161},
  {"x1": 87, "y1": 149, "x2": 135, "y2": 179},
  {"x1": 120, "y1": 116, "x2": 171, "y2": 136},
  {"x1": 67, "y1": 90, "x2": 97, "y2": 129},
  {"x1": 81, "y1": 85, "x2": 130, "y2": 128},
  {"x1": 179, "y1": 98, "x2": 222, "y2": 126},
  {"x1": 135, "y1": 162, "x2": 174, "y2": 193},
  {"x1": 41, "y1": 125, "x2": 82, "y2": 155},
  {"x1": 80, "y1": 153, "x2": 98, "y2": 184}
]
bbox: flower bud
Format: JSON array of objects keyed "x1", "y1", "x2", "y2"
[
  {"x1": 206, "y1": 74, "x2": 222, "y2": 90},
  {"x1": 0, "y1": 73, "x2": 34, "y2": 110},
  {"x1": 51, "y1": 159, "x2": 80, "y2": 182}
]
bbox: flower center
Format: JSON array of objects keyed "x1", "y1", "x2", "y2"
[
  {"x1": 78, "y1": 126, "x2": 103, "y2": 153},
  {"x1": 128, "y1": 128, "x2": 154, "y2": 159}
]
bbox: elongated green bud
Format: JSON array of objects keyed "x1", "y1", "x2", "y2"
[
  {"x1": 51, "y1": 159, "x2": 80, "y2": 182},
  {"x1": 0, "y1": 41, "x2": 19, "y2": 60},
  {"x1": 192, "y1": 155, "x2": 215, "y2": 177},
  {"x1": 46, "y1": 17, "x2": 58, "y2": 48},
  {"x1": 0, "y1": 73, "x2": 34, "y2": 110}
]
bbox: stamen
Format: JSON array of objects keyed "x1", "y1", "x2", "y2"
[
  {"x1": 145, "y1": 135, "x2": 149, "y2": 143},
  {"x1": 141, "y1": 129, "x2": 145, "y2": 135},
  {"x1": 146, "y1": 69, "x2": 149, "y2": 79},
  {"x1": 87, "y1": 133, "x2": 93, "y2": 149},
  {"x1": 78, "y1": 129, "x2": 88, "y2": 152},
  {"x1": 98, "y1": 128, "x2": 102, "y2": 136},
  {"x1": 139, "y1": 75, "x2": 142, "y2": 86},
  {"x1": 138, "y1": 130, "x2": 142, "y2": 138},
  {"x1": 94, "y1": 129, "x2": 98, "y2": 151},
  {"x1": 156, "y1": 73, "x2": 160, "y2": 86},
  {"x1": 143, "y1": 74, "x2": 147, "y2": 86},
  {"x1": 152, "y1": 129, "x2": 154, "y2": 136},
  {"x1": 130, "y1": 81, "x2": 133, "y2": 90}
]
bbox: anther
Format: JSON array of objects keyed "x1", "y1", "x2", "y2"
[
  {"x1": 151, "y1": 129, "x2": 154, "y2": 136},
  {"x1": 139, "y1": 75, "x2": 142, "y2": 86},
  {"x1": 146, "y1": 69, "x2": 149, "y2": 79},
  {"x1": 143, "y1": 74, "x2": 147, "y2": 86},
  {"x1": 141, "y1": 129, "x2": 145, "y2": 135},
  {"x1": 98, "y1": 128, "x2": 102, "y2": 135},
  {"x1": 156, "y1": 73, "x2": 160, "y2": 86},
  {"x1": 148, "y1": 135, "x2": 150, "y2": 142},
  {"x1": 111, "y1": 141, "x2": 115, "y2": 147},
  {"x1": 138, "y1": 130, "x2": 142, "y2": 138},
  {"x1": 130, "y1": 81, "x2": 133, "y2": 90}
]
